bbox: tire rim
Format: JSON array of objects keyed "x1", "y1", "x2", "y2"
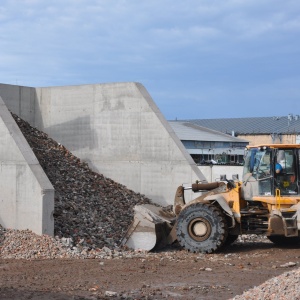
[{"x1": 188, "y1": 217, "x2": 211, "y2": 241}]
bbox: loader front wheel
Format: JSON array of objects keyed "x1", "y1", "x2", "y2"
[{"x1": 176, "y1": 203, "x2": 228, "y2": 253}]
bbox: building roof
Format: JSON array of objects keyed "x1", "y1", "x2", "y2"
[
  {"x1": 169, "y1": 121, "x2": 248, "y2": 143},
  {"x1": 182, "y1": 115, "x2": 300, "y2": 135}
]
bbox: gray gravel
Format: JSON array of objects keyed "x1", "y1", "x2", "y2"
[
  {"x1": 1, "y1": 228, "x2": 300, "y2": 299},
  {"x1": 0, "y1": 225, "x2": 147, "y2": 259},
  {"x1": 232, "y1": 267, "x2": 300, "y2": 300},
  {"x1": 12, "y1": 113, "x2": 153, "y2": 250}
]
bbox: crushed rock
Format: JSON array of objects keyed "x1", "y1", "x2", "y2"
[
  {"x1": 11, "y1": 113, "x2": 153, "y2": 250},
  {"x1": 232, "y1": 267, "x2": 300, "y2": 300}
]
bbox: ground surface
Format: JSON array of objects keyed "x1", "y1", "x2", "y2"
[{"x1": 0, "y1": 240, "x2": 299, "y2": 300}]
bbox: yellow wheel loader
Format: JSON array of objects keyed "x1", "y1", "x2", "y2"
[{"x1": 122, "y1": 144, "x2": 300, "y2": 253}]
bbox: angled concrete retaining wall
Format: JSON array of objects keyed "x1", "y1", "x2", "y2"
[
  {"x1": 0, "y1": 82, "x2": 205, "y2": 210},
  {"x1": 0, "y1": 95, "x2": 54, "y2": 235}
]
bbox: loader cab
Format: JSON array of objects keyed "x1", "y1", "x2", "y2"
[{"x1": 242, "y1": 145, "x2": 300, "y2": 199}]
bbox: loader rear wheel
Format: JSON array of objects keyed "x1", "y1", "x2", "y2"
[
  {"x1": 267, "y1": 236, "x2": 300, "y2": 246},
  {"x1": 176, "y1": 203, "x2": 228, "y2": 253}
]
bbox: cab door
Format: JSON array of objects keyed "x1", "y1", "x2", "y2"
[{"x1": 274, "y1": 149, "x2": 299, "y2": 195}]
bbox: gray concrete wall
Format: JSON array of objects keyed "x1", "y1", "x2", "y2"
[
  {"x1": 0, "y1": 96, "x2": 54, "y2": 235},
  {"x1": 0, "y1": 82, "x2": 205, "y2": 206},
  {"x1": 199, "y1": 165, "x2": 243, "y2": 183},
  {"x1": 0, "y1": 84, "x2": 37, "y2": 125},
  {"x1": 35, "y1": 82, "x2": 205, "y2": 205}
]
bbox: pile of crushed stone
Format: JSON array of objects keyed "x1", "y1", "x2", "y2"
[
  {"x1": 232, "y1": 267, "x2": 300, "y2": 299},
  {"x1": 11, "y1": 113, "x2": 153, "y2": 250},
  {"x1": 0, "y1": 225, "x2": 145, "y2": 259}
]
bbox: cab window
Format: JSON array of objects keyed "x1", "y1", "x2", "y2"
[{"x1": 275, "y1": 149, "x2": 298, "y2": 195}]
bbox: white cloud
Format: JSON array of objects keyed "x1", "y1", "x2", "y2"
[{"x1": 0, "y1": 0, "x2": 299, "y2": 118}]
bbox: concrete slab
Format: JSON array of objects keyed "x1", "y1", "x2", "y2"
[{"x1": 0, "y1": 96, "x2": 54, "y2": 235}]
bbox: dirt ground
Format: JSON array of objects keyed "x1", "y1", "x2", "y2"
[{"x1": 0, "y1": 241, "x2": 299, "y2": 300}]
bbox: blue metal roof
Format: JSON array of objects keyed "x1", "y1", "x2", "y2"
[{"x1": 181, "y1": 115, "x2": 300, "y2": 135}]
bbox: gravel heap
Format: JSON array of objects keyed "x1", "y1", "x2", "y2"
[
  {"x1": 0, "y1": 225, "x2": 147, "y2": 259},
  {"x1": 10, "y1": 113, "x2": 153, "y2": 250},
  {"x1": 232, "y1": 267, "x2": 300, "y2": 299}
]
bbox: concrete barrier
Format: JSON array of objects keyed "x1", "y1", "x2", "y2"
[
  {"x1": 199, "y1": 165, "x2": 243, "y2": 183},
  {"x1": 0, "y1": 82, "x2": 205, "y2": 207},
  {"x1": 0, "y1": 96, "x2": 54, "y2": 235}
]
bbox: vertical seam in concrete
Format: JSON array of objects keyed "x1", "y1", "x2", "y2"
[
  {"x1": 92, "y1": 85, "x2": 96, "y2": 149},
  {"x1": 139, "y1": 85, "x2": 142, "y2": 192},
  {"x1": 18, "y1": 86, "x2": 21, "y2": 116},
  {"x1": 32, "y1": 88, "x2": 36, "y2": 127}
]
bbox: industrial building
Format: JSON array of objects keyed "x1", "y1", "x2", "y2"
[
  {"x1": 169, "y1": 121, "x2": 249, "y2": 165},
  {"x1": 184, "y1": 115, "x2": 300, "y2": 145}
]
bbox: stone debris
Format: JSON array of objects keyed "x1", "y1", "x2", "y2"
[
  {"x1": 236, "y1": 234, "x2": 270, "y2": 243},
  {"x1": 280, "y1": 262, "x2": 297, "y2": 268},
  {"x1": 10, "y1": 113, "x2": 153, "y2": 251},
  {"x1": 232, "y1": 268, "x2": 300, "y2": 300},
  {"x1": 105, "y1": 291, "x2": 118, "y2": 297}
]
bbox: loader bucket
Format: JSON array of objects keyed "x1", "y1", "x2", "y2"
[{"x1": 121, "y1": 204, "x2": 176, "y2": 251}]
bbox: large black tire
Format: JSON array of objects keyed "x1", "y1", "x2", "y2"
[
  {"x1": 176, "y1": 203, "x2": 228, "y2": 253},
  {"x1": 267, "y1": 235, "x2": 300, "y2": 246}
]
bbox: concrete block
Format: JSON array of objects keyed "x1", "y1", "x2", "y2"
[
  {"x1": 0, "y1": 96, "x2": 54, "y2": 235},
  {"x1": 0, "y1": 83, "x2": 36, "y2": 125}
]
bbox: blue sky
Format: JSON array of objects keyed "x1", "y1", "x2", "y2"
[{"x1": 1, "y1": 0, "x2": 300, "y2": 120}]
